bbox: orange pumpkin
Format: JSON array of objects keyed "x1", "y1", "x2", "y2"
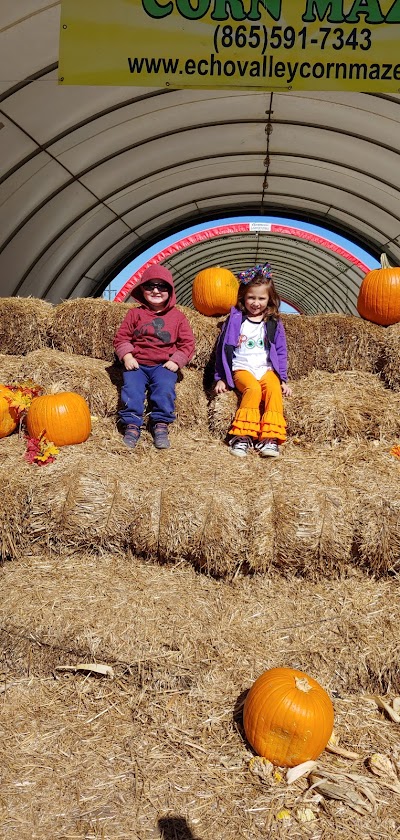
[
  {"x1": 357, "y1": 254, "x2": 400, "y2": 326},
  {"x1": 243, "y1": 667, "x2": 334, "y2": 767},
  {"x1": 26, "y1": 392, "x2": 91, "y2": 447},
  {"x1": 0, "y1": 394, "x2": 18, "y2": 438},
  {"x1": 0, "y1": 384, "x2": 15, "y2": 401},
  {"x1": 192, "y1": 266, "x2": 239, "y2": 316}
]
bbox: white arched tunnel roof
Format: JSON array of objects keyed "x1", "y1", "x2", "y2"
[
  {"x1": 116, "y1": 223, "x2": 370, "y2": 315},
  {"x1": 1, "y1": 3, "x2": 400, "y2": 310}
]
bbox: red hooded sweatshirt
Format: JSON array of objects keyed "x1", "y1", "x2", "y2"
[{"x1": 113, "y1": 265, "x2": 195, "y2": 369}]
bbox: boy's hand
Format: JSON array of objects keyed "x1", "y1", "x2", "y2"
[
  {"x1": 214, "y1": 380, "x2": 227, "y2": 394},
  {"x1": 123, "y1": 353, "x2": 139, "y2": 370},
  {"x1": 163, "y1": 360, "x2": 179, "y2": 372},
  {"x1": 281, "y1": 381, "x2": 292, "y2": 397}
]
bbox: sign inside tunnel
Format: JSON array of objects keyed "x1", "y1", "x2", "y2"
[{"x1": 59, "y1": 1, "x2": 400, "y2": 92}]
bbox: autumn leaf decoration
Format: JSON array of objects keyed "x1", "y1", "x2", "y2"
[
  {"x1": 2, "y1": 380, "x2": 59, "y2": 466},
  {"x1": 24, "y1": 431, "x2": 59, "y2": 466},
  {"x1": 5, "y1": 380, "x2": 43, "y2": 424},
  {"x1": 390, "y1": 444, "x2": 400, "y2": 460}
]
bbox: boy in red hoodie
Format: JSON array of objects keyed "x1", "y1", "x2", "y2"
[{"x1": 113, "y1": 264, "x2": 195, "y2": 449}]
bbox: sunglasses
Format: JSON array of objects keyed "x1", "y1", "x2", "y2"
[{"x1": 142, "y1": 281, "x2": 169, "y2": 292}]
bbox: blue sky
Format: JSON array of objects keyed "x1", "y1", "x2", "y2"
[{"x1": 103, "y1": 215, "x2": 379, "y2": 313}]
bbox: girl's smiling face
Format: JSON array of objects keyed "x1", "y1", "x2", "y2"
[{"x1": 244, "y1": 284, "x2": 270, "y2": 319}]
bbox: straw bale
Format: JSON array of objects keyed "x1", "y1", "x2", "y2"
[
  {"x1": 381, "y1": 321, "x2": 400, "y2": 391},
  {"x1": 176, "y1": 305, "x2": 220, "y2": 371},
  {"x1": 281, "y1": 313, "x2": 386, "y2": 379},
  {"x1": 0, "y1": 349, "x2": 209, "y2": 428},
  {"x1": 311, "y1": 313, "x2": 386, "y2": 373},
  {"x1": 51, "y1": 298, "x2": 134, "y2": 360},
  {"x1": 27, "y1": 450, "x2": 158, "y2": 555},
  {"x1": 286, "y1": 370, "x2": 400, "y2": 443},
  {"x1": 0, "y1": 353, "x2": 24, "y2": 384},
  {"x1": 0, "y1": 465, "x2": 32, "y2": 562},
  {"x1": 174, "y1": 367, "x2": 209, "y2": 431},
  {"x1": 267, "y1": 447, "x2": 354, "y2": 577},
  {"x1": 339, "y1": 440, "x2": 400, "y2": 577},
  {"x1": 0, "y1": 297, "x2": 53, "y2": 355},
  {"x1": 208, "y1": 388, "x2": 238, "y2": 439},
  {"x1": 0, "y1": 552, "x2": 399, "y2": 839},
  {"x1": 50, "y1": 299, "x2": 219, "y2": 367},
  {"x1": 281, "y1": 313, "x2": 317, "y2": 378},
  {"x1": 1, "y1": 408, "x2": 399, "y2": 578},
  {"x1": 23, "y1": 432, "x2": 248, "y2": 575},
  {"x1": 7, "y1": 348, "x2": 118, "y2": 416}
]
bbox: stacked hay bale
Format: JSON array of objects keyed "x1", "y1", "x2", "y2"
[
  {"x1": 380, "y1": 321, "x2": 400, "y2": 390},
  {"x1": 281, "y1": 312, "x2": 385, "y2": 378},
  {"x1": 0, "y1": 298, "x2": 399, "y2": 578},
  {"x1": 0, "y1": 297, "x2": 53, "y2": 355}
]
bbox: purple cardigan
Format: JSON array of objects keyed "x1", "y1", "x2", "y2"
[{"x1": 214, "y1": 307, "x2": 288, "y2": 389}]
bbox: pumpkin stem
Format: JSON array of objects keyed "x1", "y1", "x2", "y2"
[
  {"x1": 380, "y1": 254, "x2": 391, "y2": 269},
  {"x1": 295, "y1": 676, "x2": 312, "y2": 693}
]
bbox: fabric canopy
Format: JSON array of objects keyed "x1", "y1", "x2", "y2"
[{"x1": 1, "y1": 3, "x2": 399, "y2": 310}]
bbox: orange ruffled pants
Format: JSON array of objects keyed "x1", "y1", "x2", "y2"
[{"x1": 230, "y1": 369, "x2": 287, "y2": 443}]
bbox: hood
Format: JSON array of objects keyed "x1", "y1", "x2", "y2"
[{"x1": 129, "y1": 264, "x2": 176, "y2": 311}]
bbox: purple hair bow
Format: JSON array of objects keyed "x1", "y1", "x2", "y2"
[{"x1": 237, "y1": 263, "x2": 272, "y2": 284}]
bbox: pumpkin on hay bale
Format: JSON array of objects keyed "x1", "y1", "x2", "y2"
[
  {"x1": 192, "y1": 266, "x2": 239, "y2": 317},
  {"x1": 0, "y1": 297, "x2": 53, "y2": 355},
  {"x1": 357, "y1": 253, "x2": 400, "y2": 326},
  {"x1": 26, "y1": 392, "x2": 91, "y2": 447},
  {"x1": 243, "y1": 667, "x2": 334, "y2": 767}
]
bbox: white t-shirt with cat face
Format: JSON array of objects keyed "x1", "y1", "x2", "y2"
[{"x1": 232, "y1": 318, "x2": 272, "y2": 380}]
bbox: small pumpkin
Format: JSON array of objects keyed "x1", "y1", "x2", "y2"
[
  {"x1": 192, "y1": 265, "x2": 239, "y2": 316},
  {"x1": 243, "y1": 667, "x2": 334, "y2": 768},
  {"x1": 26, "y1": 392, "x2": 91, "y2": 447},
  {"x1": 357, "y1": 254, "x2": 400, "y2": 326},
  {"x1": 0, "y1": 393, "x2": 18, "y2": 438}
]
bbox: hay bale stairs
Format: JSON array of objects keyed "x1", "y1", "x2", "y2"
[{"x1": 0, "y1": 299, "x2": 399, "y2": 577}]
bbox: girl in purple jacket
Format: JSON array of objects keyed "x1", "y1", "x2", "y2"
[{"x1": 213, "y1": 263, "x2": 292, "y2": 458}]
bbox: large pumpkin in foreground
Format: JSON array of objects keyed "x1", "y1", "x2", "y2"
[
  {"x1": 243, "y1": 667, "x2": 334, "y2": 767},
  {"x1": 26, "y1": 392, "x2": 91, "y2": 447},
  {"x1": 357, "y1": 254, "x2": 400, "y2": 326},
  {"x1": 192, "y1": 266, "x2": 239, "y2": 316}
]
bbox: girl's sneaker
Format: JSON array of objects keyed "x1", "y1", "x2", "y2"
[
  {"x1": 228, "y1": 436, "x2": 253, "y2": 457},
  {"x1": 256, "y1": 438, "x2": 279, "y2": 457}
]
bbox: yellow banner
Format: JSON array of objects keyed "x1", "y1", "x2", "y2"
[{"x1": 59, "y1": 0, "x2": 400, "y2": 91}]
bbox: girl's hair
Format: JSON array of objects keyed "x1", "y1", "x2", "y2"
[{"x1": 236, "y1": 274, "x2": 281, "y2": 320}]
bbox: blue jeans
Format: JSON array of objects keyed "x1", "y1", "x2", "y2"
[{"x1": 119, "y1": 364, "x2": 178, "y2": 427}]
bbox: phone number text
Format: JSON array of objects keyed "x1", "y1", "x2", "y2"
[{"x1": 213, "y1": 26, "x2": 372, "y2": 55}]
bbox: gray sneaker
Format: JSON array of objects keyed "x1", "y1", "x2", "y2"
[
  {"x1": 123, "y1": 424, "x2": 141, "y2": 449},
  {"x1": 256, "y1": 438, "x2": 279, "y2": 457},
  {"x1": 228, "y1": 436, "x2": 253, "y2": 457},
  {"x1": 151, "y1": 422, "x2": 170, "y2": 449}
]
